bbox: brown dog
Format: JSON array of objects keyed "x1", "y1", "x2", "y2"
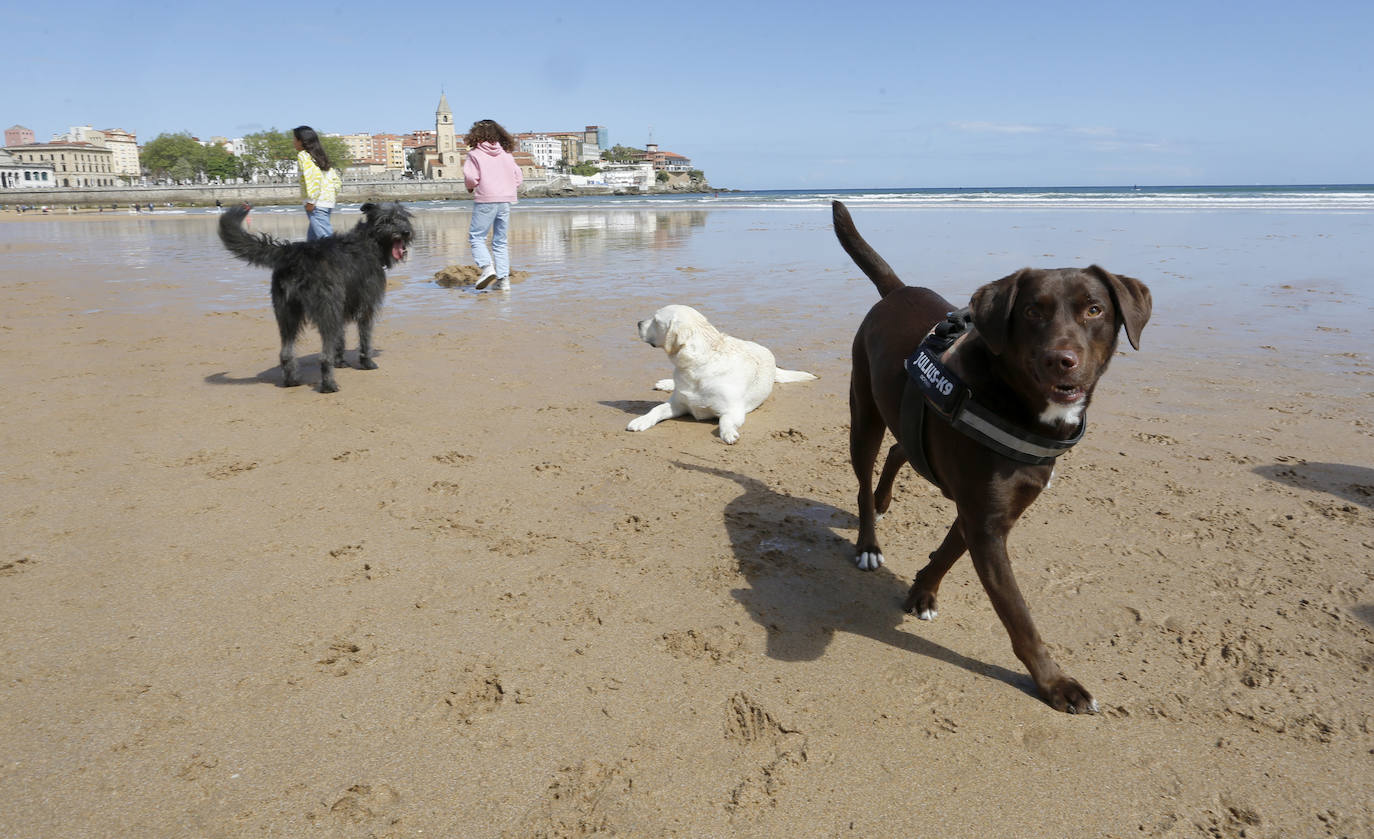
[{"x1": 834, "y1": 200, "x2": 1151, "y2": 713}]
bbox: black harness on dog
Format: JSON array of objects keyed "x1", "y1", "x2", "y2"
[{"x1": 900, "y1": 308, "x2": 1085, "y2": 490}]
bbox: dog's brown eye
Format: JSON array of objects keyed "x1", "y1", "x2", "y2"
[
  {"x1": 1086, "y1": 304, "x2": 1104, "y2": 318},
  {"x1": 1024, "y1": 305, "x2": 1042, "y2": 320}
]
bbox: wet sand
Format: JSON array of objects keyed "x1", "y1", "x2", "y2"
[{"x1": 1, "y1": 205, "x2": 1372, "y2": 837}]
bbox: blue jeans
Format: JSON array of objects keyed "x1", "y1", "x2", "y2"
[
  {"x1": 306, "y1": 206, "x2": 333, "y2": 241},
  {"x1": 469, "y1": 202, "x2": 511, "y2": 277}
]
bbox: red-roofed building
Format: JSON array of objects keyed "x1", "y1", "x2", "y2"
[{"x1": 642, "y1": 143, "x2": 692, "y2": 172}]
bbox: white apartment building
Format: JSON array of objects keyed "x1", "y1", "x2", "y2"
[
  {"x1": 518, "y1": 135, "x2": 562, "y2": 170},
  {"x1": 601, "y1": 163, "x2": 655, "y2": 191}
]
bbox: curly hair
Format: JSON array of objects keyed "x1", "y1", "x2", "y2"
[{"x1": 464, "y1": 119, "x2": 515, "y2": 152}]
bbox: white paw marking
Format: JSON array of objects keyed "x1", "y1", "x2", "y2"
[
  {"x1": 854, "y1": 551, "x2": 884, "y2": 571},
  {"x1": 916, "y1": 608, "x2": 938, "y2": 621},
  {"x1": 653, "y1": 378, "x2": 674, "y2": 392}
]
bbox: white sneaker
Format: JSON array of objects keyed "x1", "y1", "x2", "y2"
[
  {"x1": 475, "y1": 265, "x2": 497, "y2": 289},
  {"x1": 493, "y1": 276, "x2": 510, "y2": 291}
]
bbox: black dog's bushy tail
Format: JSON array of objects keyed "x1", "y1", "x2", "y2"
[
  {"x1": 218, "y1": 205, "x2": 288, "y2": 269},
  {"x1": 832, "y1": 200, "x2": 904, "y2": 298}
]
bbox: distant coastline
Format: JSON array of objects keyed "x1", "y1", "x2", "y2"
[{"x1": 0, "y1": 177, "x2": 718, "y2": 209}]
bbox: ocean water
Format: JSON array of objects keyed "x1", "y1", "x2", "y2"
[{"x1": 3, "y1": 185, "x2": 1370, "y2": 373}]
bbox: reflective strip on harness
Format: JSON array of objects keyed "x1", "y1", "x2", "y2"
[{"x1": 955, "y1": 401, "x2": 1082, "y2": 465}]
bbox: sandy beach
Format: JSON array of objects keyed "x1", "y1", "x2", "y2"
[{"x1": 1, "y1": 199, "x2": 1371, "y2": 837}]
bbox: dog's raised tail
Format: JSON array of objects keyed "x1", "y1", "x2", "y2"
[
  {"x1": 832, "y1": 200, "x2": 904, "y2": 298},
  {"x1": 774, "y1": 368, "x2": 818, "y2": 384},
  {"x1": 218, "y1": 204, "x2": 287, "y2": 269}
]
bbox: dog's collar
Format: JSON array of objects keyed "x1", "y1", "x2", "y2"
[{"x1": 905, "y1": 308, "x2": 1084, "y2": 466}]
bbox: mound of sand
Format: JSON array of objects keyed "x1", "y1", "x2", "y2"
[{"x1": 433, "y1": 264, "x2": 531, "y2": 288}]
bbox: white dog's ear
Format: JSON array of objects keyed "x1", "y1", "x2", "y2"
[{"x1": 663, "y1": 317, "x2": 688, "y2": 356}]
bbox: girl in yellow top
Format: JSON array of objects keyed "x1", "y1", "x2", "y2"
[{"x1": 293, "y1": 125, "x2": 342, "y2": 240}]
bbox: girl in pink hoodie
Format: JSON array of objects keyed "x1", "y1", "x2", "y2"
[{"x1": 462, "y1": 119, "x2": 523, "y2": 290}]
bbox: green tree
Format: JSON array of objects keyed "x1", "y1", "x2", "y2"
[
  {"x1": 202, "y1": 145, "x2": 238, "y2": 182},
  {"x1": 240, "y1": 130, "x2": 295, "y2": 181},
  {"x1": 687, "y1": 169, "x2": 705, "y2": 182},
  {"x1": 240, "y1": 129, "x2": 351, "y2": 181},
  {"x1": 320, "y1": 135, "x2": 351, "y2": 170},
  {"x1": 570, "y1": 161, "x2": 601, "y2": 177},
  {"x1": 601, "y1": 144, "x2": 641, "y2": 164},
  {"x1": 655, "y1": 170, "x2": 669, "y2": 183},
  {"x1": 170, "y1": 158, "x2": 196, "y2": 183},
  {"x1": 140, "y1": 132, "x2": 204, "y2": 179},
  {"x1": 601, "y1": 144, "x2": 643, "y2": 164}
]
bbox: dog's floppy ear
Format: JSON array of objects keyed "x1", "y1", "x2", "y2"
[
  {"x1": 359, "y1": 202, "x2": 377, "y2": 219},
  {"x1": 1086, "y1": 265, "x2": 1152, "y2": 350},
  {"x1": 663, "y1": 314, "x2": 689, "y2": 356},
  {"x1": 969, "y1": 268, "x2": 1029, "y2": 356}
]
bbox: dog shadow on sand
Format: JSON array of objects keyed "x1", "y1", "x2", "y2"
[
  {"x1": 671, "y1": 460, "x2": 1036, "y2": 700},
  {"x1": 1253, "y1": 461, "x2": 1374, "y2": 510},
  {"x1": 205, "y1": 351, "x2": 384, "y2": 389}
]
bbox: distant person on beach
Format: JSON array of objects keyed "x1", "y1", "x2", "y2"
[
  {"x1": 462, "y1": 118, "x2": 523, "y2": 290},
  {"x1": 293, "y1": 125, "x2": 342, "y2": 241}
]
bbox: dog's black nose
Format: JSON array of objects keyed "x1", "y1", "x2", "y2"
[{"x1": 1046, "y1": 349, "x2": 1080, "y2": 370}]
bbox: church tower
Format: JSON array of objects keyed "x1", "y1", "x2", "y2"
[
  {"x1": 431, "y1": 93, "x2": 464, "y2": 179},
  {"x1": 437, "y1": 93, "x2": 454, "y2": 156}
]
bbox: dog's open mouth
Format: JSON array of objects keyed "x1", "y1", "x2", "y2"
[
  {"x1": 1050, "y1": 383, "x2": 1085, "y2": 404},
  {"x1": 392, "y1": 237, "x2": 408, "y2": 262}
]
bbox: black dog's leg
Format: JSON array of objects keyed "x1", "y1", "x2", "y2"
[
  {"x1": 331, "y1": 331, "x2": 347, "y2": 369},
  {"x1": 315, "y1": 319, "x2": 343, "y2": 394},
  {"x1": 355, "y1": 308, "x2": 379, "y2": 370},
  {"x1": 316, "y1": 336, "x2": 339, "y2": 392},
  {"x1": 274, "y1": 296, "x2": 305, "y2": 388}
]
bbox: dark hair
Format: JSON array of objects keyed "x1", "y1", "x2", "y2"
[
  {"x1": 293, "y1": 125, "x2": 334, "y2": 171},
  {"x1": 464, "y1": 119, "x2": 515, "y2": 152}
]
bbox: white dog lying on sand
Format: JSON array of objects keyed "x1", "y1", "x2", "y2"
[{"x1": 627, "y1": 304, "x2": 817, "y2": 444}]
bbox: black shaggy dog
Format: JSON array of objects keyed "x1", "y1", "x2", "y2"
[{"x1": 218, "y1": 202, "x2": 413, "y2": 393}]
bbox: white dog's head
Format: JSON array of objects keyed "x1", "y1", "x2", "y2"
[{"x1": 637, "y1": 304, "x2": 718, "y2": 363}]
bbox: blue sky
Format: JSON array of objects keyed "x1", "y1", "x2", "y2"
[{"x1": 7, "y1": 1, "x2": 1371, "y2": 189}]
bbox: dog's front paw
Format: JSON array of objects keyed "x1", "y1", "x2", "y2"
[
  {"x1": 719, "y1": 427, "x2": 740, "y2": 444},
  {"x1": 626, "y1": 416, "x2": 654, "y2": 432},
  {"x1": 652, "y1": 378, "x2": 674, "y2": 392},
  {"x1": 903, "y1": 587, "x2": 938, "y2": 621},
  {"x1": 854, "y1": 550, "x2": 884, "y2": 571},
  {"x1": 1041, "y1": 676, "x2": 1099, "y2": 715},
  {"x1": 358, "y1": 357, "x2": 378, "y2": 370},
  {"x1": 319, "y1": 380, "x2": 339, "y2": 394}
]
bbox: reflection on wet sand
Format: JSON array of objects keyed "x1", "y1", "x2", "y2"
[{"x1": 420, "y1": 209, "x2": 709, "y2": 267}]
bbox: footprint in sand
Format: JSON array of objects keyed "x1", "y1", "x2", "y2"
[
  {"x1": 324, "y1": 782, "x2": 402, "y2": 828},
  {"x1": 724, "y1": 692, "x2": 807, "y2": 818}
]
